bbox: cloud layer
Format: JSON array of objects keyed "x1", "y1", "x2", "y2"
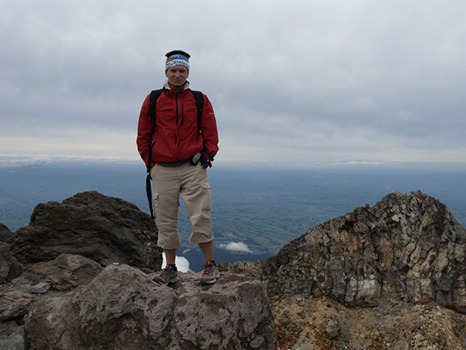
[{"x1": 2, "y1": 0, "x2": 466, "y2": 166}]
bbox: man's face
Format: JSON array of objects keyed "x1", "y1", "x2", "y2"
[{"x1": 166, "y1": 66, "x2": 189, "y2": 87}]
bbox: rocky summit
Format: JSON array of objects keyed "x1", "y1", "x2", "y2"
[
  {"x1": 258, "y1": 190, "x2": 466, "y2": 349},
  {"x1": 1, "y1": 190, "x2": 466, "y2": 349},
  {"x1": 0, "y1": 191, "x2": 276, "y2": 350}
]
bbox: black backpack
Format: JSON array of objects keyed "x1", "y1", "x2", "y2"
[{"x1": 145, "y1": 89, "x2": 204, "y2": 218}]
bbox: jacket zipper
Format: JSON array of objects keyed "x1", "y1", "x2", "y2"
[
  {"x1": 181, "y1": 104, "x2": 185, "y2": 126},
  {"x1": 175, "y1": 94, "x2": 179, "y2": 146}
]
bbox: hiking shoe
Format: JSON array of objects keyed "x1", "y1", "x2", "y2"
[
  {"x1": 199, "y1": 261, "x2": 220, "y2": 285},
  {"x1": 153, "y1": 265, "x2": 179, "y2": 285}
]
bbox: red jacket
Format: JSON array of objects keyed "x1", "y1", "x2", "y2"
[{"x1": 137, "y1": 85, "x2": 219, "y2": 167}]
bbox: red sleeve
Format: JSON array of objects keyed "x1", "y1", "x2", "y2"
[
  {"x1": 136, "y1": 94, "x2": 153, "y2": 167},
  {"x1": 200, "y1": 94, "x2": 219, "y2": 159}
]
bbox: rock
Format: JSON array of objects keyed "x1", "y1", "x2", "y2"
[
  {"x1": 24, "y1": 264, "x2": 277, "y2": 350},
  {"x1": 0, "y1": 320, "x2": 26, "y2": 350},
  {"x1": 261, "y1": 191, "x2": 466, "y2": 349},
  {"x1": 272, "y1": 296, "x2": 466, "y2": 350},
  {"x1": 21, "y1": 254, "x2": 103, "y2": 291},
  {"x1": 263, "y1": 191, "x2": 466, "y2": 313},
  {"x1": 0, "y1": 223, "x2": 14, "y2": 244},
  {"x1": 0, "y1": 334, "x2": 25, "y2": 350},
  {"x1": 30, "y1": 282, "x2": 51, "y2": 295},
  {"x1": 0, "y1": 243, "x2": 23, "y2": 284},
  {"x1": 0, "y1": 291, "x2": 34, "y2": 323},
  {"x1": 223, "y1": 260, "x2": 264, "y2": 278},
  {"x1": 326, "y1": 318, "x2": 340, "y2": 338},
  {"x1": 10, "y1": 191, "x2": 162, "y2": 270},
  {"x1": 0, "y1": 320, "x2": 25, "y2": 338}
]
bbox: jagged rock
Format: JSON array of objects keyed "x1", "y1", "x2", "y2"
[
  {"x1": 0, "y1": 313, "x2": 27, "y2": 350},
  {"x1": 10, "y1": 191, "x2": 162, "y2": 270},
  {"x1": 24, "y1": 264, "x2": 277, "y2": 350},
  {"x1": 0, "y1": 224, "x2": 14, "y2": 244},
  {"x1": 0, "y1": 320, "x2": 25, "y2": 338},
  {"x1": 263, "y1": 191, "x2": 466, "y2": 313},
  {"x1": 0, "y1": 226, "x2": 21, "y2": 284},
  {"x1": 21, "y1": 254, "x2": 103, "y2": 291},
  {"x1": 0, "y1": 291, "x2": 33, "y2": 323},
  {"x1": 253, "y1": 191, "x2": 466, "y2": 349},
  {"x1": 0, "y1": 243, "x2": 23, "y2": 284},
  {"x1": 0, "y1": 333, "x2": 25, "y2": 350}
]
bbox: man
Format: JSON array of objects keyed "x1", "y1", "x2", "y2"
[{"x1": 137, "y1": 50, "x2": 219, "y2": 285}]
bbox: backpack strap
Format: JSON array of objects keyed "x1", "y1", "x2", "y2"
[
  {"x1": 145, "y1": 89, "x2": 162, "y2": 219},
  {"x1": 148, "y1": 89, "x2": 163, "y2": 128},
  {"x1": 191, "y1": 90, "x2": 204, "y2": 132},
  {"x1": 146, "y1": 89, "x2": 163, "y2": 172}
]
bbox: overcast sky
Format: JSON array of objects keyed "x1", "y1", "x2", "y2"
[{"x1": 1, "y1": 0, "x2": 466, "y2": 167}]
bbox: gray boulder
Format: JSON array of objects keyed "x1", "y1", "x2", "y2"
[
  {"x1": 25, "y1": 264, "x2": 277, "y2": 350},
  {"x1": 21, "y1": 254, "x2": 103, "y2": 291},
  {"x1": 11, "y1": 191, "x2": 162, "y2": 270}
]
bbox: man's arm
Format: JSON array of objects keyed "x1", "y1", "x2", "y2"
[
  {"x1": 136, "y1": 94, "x2": 153, "y2": 167},
  {"x1": 200, "y1": 94, "x2": 219, "y2": 161}
]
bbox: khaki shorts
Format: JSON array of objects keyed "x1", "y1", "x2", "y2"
[{"x1": 151, "y1": 162, "x2": 214, "y2": 250}]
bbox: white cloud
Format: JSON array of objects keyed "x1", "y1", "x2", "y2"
[{"x1": 218, "y1": 242, "x2": 253, "y2": 254}]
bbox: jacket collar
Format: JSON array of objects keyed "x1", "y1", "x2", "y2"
[{"x1": 163, "y1": 80, "x2": 190, "y2": 91}]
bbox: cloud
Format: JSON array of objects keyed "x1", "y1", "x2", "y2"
[
  {"x1": 218, "y1": 242, "x2": 253, "y2": 254},
  {"x1": 2, "y1": 0, "x2": 466, "y2": 166},
  {"x1": 162, "y1": 255, "x2": 191, "y2": 273}
]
